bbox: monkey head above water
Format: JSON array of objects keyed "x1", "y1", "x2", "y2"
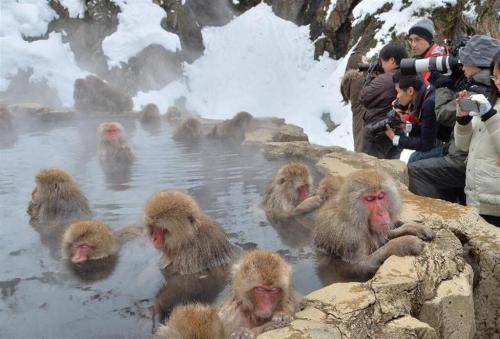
[
  {"x1": 97, "y1": 121, "x2": 134, "y2": 165},
  {"x1": 62, "y1": 221, "x2": 118, "y2": 264},
  {"x1": 156, "y1": 303, "x2": 227, "y2": 339},
  {"x1": 219, "y1": 250, "x2": 299, "y2": 338},
  {"x1": 314, "y1": 169, "x2": 435, "y2": 279},
  {"x1": 27, "y1": 168, "x2": 92, "y2": 225},
  {"x1": 262, "y1": 162, "x2": 312, "y2": 220},
  {"x1": 144, "y1": 191, "x2": 234, "y2": 275}
]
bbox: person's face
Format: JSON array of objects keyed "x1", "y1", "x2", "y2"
[
  {"x1": 492, "y1": 65, "x2": 500, "y2": 92},
  {"x1": 408, "y1": 34, "x2": 431, "y2": 56},
  {"x1": 395, "y1": 83, "x2": 415, "y2": 106},
  {"x1": 380, "y1": 57, "x2": 397, "y2": 73},
  {"x1": 462, "y1": 65, "x2": 481, "y2": 78}
]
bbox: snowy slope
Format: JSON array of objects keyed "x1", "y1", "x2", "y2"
[{"x1": 135, "y1": 4, "x2": 354, "y2": 148}]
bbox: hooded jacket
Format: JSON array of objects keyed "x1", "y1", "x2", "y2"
[
  {"x1": 359, "y1": 71, "x2": 396, "y2": 125},
  {"x1": 455, "y1": 99, "x2": 500, "y2": 217}
]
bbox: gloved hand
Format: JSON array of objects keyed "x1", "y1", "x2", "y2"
[{"x1": 469, "y1": 94, "x2": 492, "y2": 116}]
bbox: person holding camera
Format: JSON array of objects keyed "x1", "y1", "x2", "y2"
[
  {"x1": 453, "y1": 50, "x2": 500, "y2": 227},
  {"x1": 359, "y1": 43, "x2": 408, "y2": 159},
  {"x1": 408, "y1": 18, "x2": 447, "y2": 85},
  {"x1": 408, "y1": 35, "x2": 499, "y2": 203},
  {"x1": 384, "y1": 70, "x2": 441, "y2": 162}
]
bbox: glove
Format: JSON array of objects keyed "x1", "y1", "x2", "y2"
[{"x1": 469, "y1": 94, "x2": 492, "y2": 116}]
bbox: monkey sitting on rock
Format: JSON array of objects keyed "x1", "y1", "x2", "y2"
[{"x1": 314, "y1": 169, "x2": 435, "y2": 280}]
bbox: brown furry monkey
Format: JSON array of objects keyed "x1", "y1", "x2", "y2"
[
  {"x1": 97, "y1": 122, "x2": 134, "y2": 166},
  {"x1": 144, "y1": 190, "x2": 234, "y2": 275},
  {"x1": 293, "y1": 174, "x2": 344, "y2": 216},
  {"x1": 156, "y1": 303, "x2": 227, "y2": 339},
  {"x1": 27, "y1": 168, "x2": 92, "y2": 225},
  {"x1": 140, "y1": 103, "x2": 161, "y2": 124},
  {"x1": 314, "y1": 169, "x2": 435, "y2": 279},
  {"x1": 219, "y1": 250, "x2": 299, "y2": 338},
  {"x1": 207, "y1": 111, "x2": 253, "y2": 141},
  {"x1": 262, "y1": 162, "x2": 312, "y2": 220},
  {"x1": 172, "y1": 117, "x2": 202, "y2": 141},
  {"x1": 0, "y1": 105, "x2": 17, "y2": 147}
]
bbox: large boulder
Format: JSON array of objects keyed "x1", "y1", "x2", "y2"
[{"x1": 73, "y1": 75, "x2": 133, "y2": 113}]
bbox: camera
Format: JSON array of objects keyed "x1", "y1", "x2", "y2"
[
  {"x1": 358, "y1": 61, "x2": 383, "y2": 73},
  {"x1": 400, "y1": 56, "x2": 461, "y2": 76},
  {"x1": 365, "y1": 108, "x2": 404, "y2": 136}
]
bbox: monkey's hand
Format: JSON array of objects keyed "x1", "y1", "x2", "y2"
[
  {"x1": 389, "y1": 222, "x2": 435, "y2": 241},
  {"x1": 387, "y1": 235, "x2": 425, "y2": 257},
  {"x1": 265, "y1": 313, "x2": 293, "y2": 329},
  {"x1": 229, "y1": 327, "x2": 256, "y2": 339},
  {"x1": 293, "y1": 196, "x2": 322, "y2": 216}
]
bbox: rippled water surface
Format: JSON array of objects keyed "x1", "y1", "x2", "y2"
[{"x1": 0, "y1": 116, "x2": 324, "y2": 338}]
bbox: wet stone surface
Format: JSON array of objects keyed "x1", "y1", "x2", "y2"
[{"x1": 0, "y1": 116, "x2": 325, "y2": 338}]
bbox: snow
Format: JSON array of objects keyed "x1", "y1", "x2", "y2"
[
  {"x1": 59, "y1": 0, "x2": 86, "y2": 18},
  {"x1": 102, "y1": 0, "x2": 181, "y2": 68},
  {"x1": 326, "y1": 1, "x2": 337, "y2": 19},
  {"x1": 0, "y1": 0, "x2": 86, "y2": 107},
  {"x1": 353, "y1": 0, "x2": 458, "y2": 56},
  {"x1": 135, "y1": 3, "x2": 353, "y2": 148}
]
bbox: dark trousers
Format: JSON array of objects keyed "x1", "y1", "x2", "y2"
[
  {"x1": 361, "y1": 131, "x2": 402, "y2": 159},
  {"x1": 408, "y1": 156, "x2": 466, "y2": 203},
  {"x1": 481, "y1": 215, "x2": 500, "y2": 227},
  {"x1": 408, "y1": 144, "x2": 444, "y2": 163}
]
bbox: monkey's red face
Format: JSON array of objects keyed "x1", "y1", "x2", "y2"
[
  {"x1": 252, "y1": 285, "x2": 282, "y2": 319},
  {"x1": 104, "y1": 128, "x2": 121, "y2": 142},
  {"x1": 296, "y1": 184, "x2": 309, "y2": 201},
  {"x1": 150, "y1": 226, "x2": 166, "y2": 249},
  {"x1": 71, "y1": 243, "x2": 92, "y2": 263},
  {"x1": 363, "y1": 190, "x2": 391, "y2": 234}
]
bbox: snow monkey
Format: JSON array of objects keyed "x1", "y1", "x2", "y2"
[
  {"x1": 140, "y1": 103, "x2": 161, "y2": 124},
  {"x1": 314, "y1": 169, "x2": 435, "y2": 279},
  {"x1": 293, "y1": 174, "x2": 345, "y2": 216},
  {"x1": 219, "y1": 250, "x2": 299, "y2": 338},
  {"x1": 172, "y1": 117, "x2": 202, "y2": 141},
  {"x1": 144, "y1": 191, "x2": 234, "y2": 275},
  {"x1": 262, "y1": 162, "x2": 312, "y2": 220},
  {"x1": 0, "y1": 105, "x2": 16, "y2": 147},
  {"x1": 27, "y1": 168, "x2": 92, "y2": 225},
  {"x1": 156, "y1": 303, "x2": 227, "y2": 339},
  {"x1": 208, "y1": 111, "x2": 253, "y2": 141},
  {"x1": 97, "y1": 121, "x2": 134, "y2": 166}
]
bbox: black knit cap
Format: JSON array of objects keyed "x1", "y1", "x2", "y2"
[{"x1": 408, "y1": 18, "x2": 435, "y2": 45}]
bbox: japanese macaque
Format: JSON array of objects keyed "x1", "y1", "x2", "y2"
[
  {"x1": 172, "y1": 117, "x2": 202, "y2": 141},
  {"x1": 140, "y1": 103, "x2": 161, "y2": 124},
  {"x1": 0, "y1": 105, "x2": 16, "y2": 147},
  {"x1": 293, "y1": 174, "x2": 345, "y2": 216},
  {"x1": 62, "y1": 221, "x2": 118, "y2": 264},
  {"x1": 27, "y1": 168, "x2": 92, "y2": 225},
  {"x1": 262, "y1": 162, "x2": 312, "y2": 220},
  {"x1": 314, "y1": 169, "x2": 435, "y2": 280},
  {"x1": 97, "y1": 122, "x2": 134, "y2": 166},
  {"x1": 156, "y1": 304, "x2": 227, "y2": 339},
  {"x1": 144, "y1": 191, "x2": 234, "y2": 275},
  {"x1": 208, "y1": 111, "x2": 253, "y2": 141},
  {"x1": 219, "y1": 250, "x2": 299, "y2": 338},
  {"x1": 61, "y1": 221, "x2": 144, "y2": 281}
]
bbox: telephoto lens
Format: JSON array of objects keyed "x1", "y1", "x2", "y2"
[{"x1": 400, "y1": 56, "x2": 461, "y2": 76}]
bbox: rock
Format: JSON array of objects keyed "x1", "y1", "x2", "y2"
[
  {"x1": 8, "y1": 102, "x2": 50, "y2": 116},
  {"x1": 73, "y1": 75, "x2": 133, "y2": 113},
  {"x1": 272, "y1": 125, "x2": 309, "y2": 142},
  {"x1": 258, "y1": 320, "x2": 342, "y2": 338},
  {"x1": 262, "y1": 141, "x2": 343, "y2": 161},
  {"x1": 376, "y1": 316, "x2": 438, "y2": 339},
  {"x1": 419, "y1": 266, "x2": 475, "y2": 339}
]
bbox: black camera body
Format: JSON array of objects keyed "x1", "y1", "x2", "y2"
[{"x1": 365, "y1": 108, "x2": 403, "y2": 137}]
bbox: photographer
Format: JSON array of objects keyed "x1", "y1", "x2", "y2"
[
  {"x1": 359, "y1": 43, "x2": 408, "y2": 159},
  {"x1": 454, "y1": 50, "x2": 500, "y2": 227},
  {"x1": 408, "y1": 18, "x2": 447, "y2": 84},
  {"x1": 384, "y1": 70, "x2": 440, "y2": 162},
  {"x1": 408, "y1": 35, "x2": 499, "y2": 203}
]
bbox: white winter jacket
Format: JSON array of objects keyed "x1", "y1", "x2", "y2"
[{"x1": 455, "y1": 99, "x2": 500, "y2": 217}]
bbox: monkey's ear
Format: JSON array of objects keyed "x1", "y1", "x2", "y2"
[
  {"x1": 278, "y1": 178, "x2": 286, "y2": 185},
  {"x1": 187, "y1": 214, "x2": 196, "y2": 224}
]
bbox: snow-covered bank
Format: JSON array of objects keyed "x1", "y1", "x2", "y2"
[
  {"x1": 135, "y1": 4, "x2": 353, "y2": 148},
  {"x1": 0, "y1": 0, "x2": 86, "y2": 106}
]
